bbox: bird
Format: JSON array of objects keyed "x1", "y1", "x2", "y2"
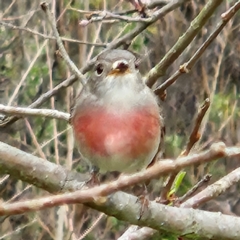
[{"x1": 71, "y1": 49, "x2": 162, "y2": 175}]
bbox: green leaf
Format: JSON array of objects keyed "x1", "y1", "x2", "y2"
[{"x1": 168, "y1": 171, "x2": 186, "y2": 198}]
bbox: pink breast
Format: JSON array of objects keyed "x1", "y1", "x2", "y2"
[{"x1": 72, "y1": 107, "x2": 160, "y2": 159}]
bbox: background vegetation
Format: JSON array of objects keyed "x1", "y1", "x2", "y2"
[{"x1": 0, "y1": 0, "x2": 239, "y2": 239}]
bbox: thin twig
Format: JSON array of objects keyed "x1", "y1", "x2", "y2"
[
  {"x1": 69, "y1": 6, "x2": 137, "y2": 16},
  {"x1": 0, "y1": 219, "x2": 37, "y2": 240},
  {"x1": 182, "y1": 98, "x2": 210, "y2": 156},
  {"x1": 0, "y1": 21, "x2": 106, "y2": 47},
  {"x1": 176, "y1": 174, "x2": 212, "y2": 204},
  {"x1": 78, "y1": 7, "x2": 174, "y2": 24},
  {"x1": 79, "y1": 11, "x2": 147, "y2": 24},
  {"x1": 146, "y1": 0, "x2": 224, "y2": 87},
  {"x1": 154, "y1": 1, "x2": 240, "y2": 95},
  {"x1": 40, "y1": 2, "x2": 86, "y2": 85},
  {"x1": 25, "y1": 119, "x2": 46, "y2": 159},
  {"x1": 74, "y1": 0, "x2": 169, "y2": 24},
  {"x1": 7, "y1": 41, "x2": 48, "y2": 106},
  {"x1": 181, "y1": 165, "x2": 240, "y2": 208},
  {"x1": 78, "y1": 213, "x2": 105, "y2": 240}
]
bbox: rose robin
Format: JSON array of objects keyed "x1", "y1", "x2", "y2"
[{"x1": 71, "y1": 49, "x2": 162, "y2": 174}]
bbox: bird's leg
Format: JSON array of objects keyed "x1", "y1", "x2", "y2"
[
  {"x1": 136, "y1": 183, "x2": 149, "y2": 220},
  {"x1": 86, "y1": 166, "x2": 100, "y2": 186}
]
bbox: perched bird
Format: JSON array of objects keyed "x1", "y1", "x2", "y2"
[{"x1": 71, "y1": 49, "x2": 162, "y2": 174}]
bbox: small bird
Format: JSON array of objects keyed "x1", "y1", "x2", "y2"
[{"x1": 71, "y1": 49, "x2": 162, "y2": 174}]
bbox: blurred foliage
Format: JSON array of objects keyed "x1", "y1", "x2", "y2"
[{"x1": 0, "y1": 0, "x2": 239, "y2": 239}]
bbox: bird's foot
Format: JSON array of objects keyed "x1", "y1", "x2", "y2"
[
  {"x1": 137, "y1": 194, "x2": 149, "y2": 220},
  {"x1": 135, "y1": 184, "x2": 149, "y2": 220},
  {"x1": 86, "y1": 166, "x2": 100, "y2": 187}
]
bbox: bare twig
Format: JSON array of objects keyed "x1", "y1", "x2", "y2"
[
  {"x1": 182, "y1": 98, "x2": 210, "y2": 156},
  {"x1": 154, "y1": 1, "x2": 240, "y2": 95},
  {"x1": 181, "y1": 165, "x2": 240, "y2": 208},
  {"x1": 79, "y1": 11, "x2": 148, "y2": 24},
  {"x1": 0, "y1": 104, "x2": 70, "y2": 121},
  {"x1": 119, "y1": 225, "x2": 158, "y2": 240},
  {"x1": 77, "y1": 1, "x2": 175, "y2": 25},
  {"x1": 0, "y1": 219, "x2": 37, "y2": 240},
  {"x1": 158, "y1": 173, "x2": 175, "y2": 204},
  {"x1": 69, "y1": 7, "x2": 137, "y2": 17},
  {"x1": 40, "y1": 2, "x2": 86, "y2": 85},
  {"x1": 146, "y1": 0, "x2": 224, "y2": 87},
  {"x1": 69, "y1": 0, "x2": 168, "y2": 19},
  {"x1": 78, "y1": 213, "x2": 105, "y2": 240},
  {"x1": 0, "y1": 21, "x2": 106, "y2": 47},
  {"x1": 25, "y1": 119, "x2": 46, "y2": 159},
  {"x1": 81, "y1": 0, "x2": 190, "y2": 73},
  {"x1": 7, "y1": 41, "x2": 48, "y2": 106},
  {"x1": 176, "y1": 174, "x2": 212, "y2": 204}
]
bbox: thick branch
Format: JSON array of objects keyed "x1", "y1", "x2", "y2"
[
  {"x1": 1, "y1": 141, "x2": 240, "y2": 239},
  {"x1": 0, "y1": 141, "x2": 86, "y2": 193},
  {"x1": 0, "y1": 141, "x2": 228, "y2": 197},
  {"x1": 0, "y1": 104, "x2": 70, "y2": 121}
]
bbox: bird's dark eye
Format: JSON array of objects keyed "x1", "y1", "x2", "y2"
[{"x1": 95, "y1": 64, "x2": 104, "y2": 75}]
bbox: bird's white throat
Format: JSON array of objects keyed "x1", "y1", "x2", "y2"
[{"x1": 95, "y1": 72, "x2": 157, "y2": 111}]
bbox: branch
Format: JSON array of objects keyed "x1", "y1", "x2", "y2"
[
  {"x1": 0, "y1": 141, "x2": 229, "y2": 199},
  {"x1": 0, "y1": 20, "x2": 106, "y2": 47},
  {"x1": 146, "y1": 0, "x2": 224, "y2": 87},
  {"x1": 1, "y1": 141, "x2": 240, "y2": 239},
  {"x1": 154, "y1": 0, "x2": 240, "y2": 95},
  {"x1": 40, "y1": 2, "x2": 86, "y2": 85},
  {"x1": 119, "y1": 165, "x2": 240, "y2": 240},
  {"x1": 0, "y1": 141, "x2": 233, "y2": 214},
  {"x1": 160, "y1": 98, "x2": 210, "y2": 202},
  {"x1": 176, "y1": 173, "x2": 212, "y2": 204},
  {"x1": 77, "y1": 0, "x2": 175, "y2": 24},
  {"x1": 181, "y1": 164, "x2": 240, "y2": 208},
  {"x1": 181, "y1": 98, "x2": 210, "y2": 156},
  {"x1": 2, "y1": 190, "x2": 240, "y2": 239},
  {"x1": 0, "y1": 104, "x2": 70, "y2": 121},
  {"x1": 0, "y1": 75, "x2": 76, "y2": 127},
  {"x1": 0, "y1": 141, "x2": 86, "y2": 193}
]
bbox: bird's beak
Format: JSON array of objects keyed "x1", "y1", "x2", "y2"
[{"x1": 108, "y1": 60, "x2": 130, "y2": 75}]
